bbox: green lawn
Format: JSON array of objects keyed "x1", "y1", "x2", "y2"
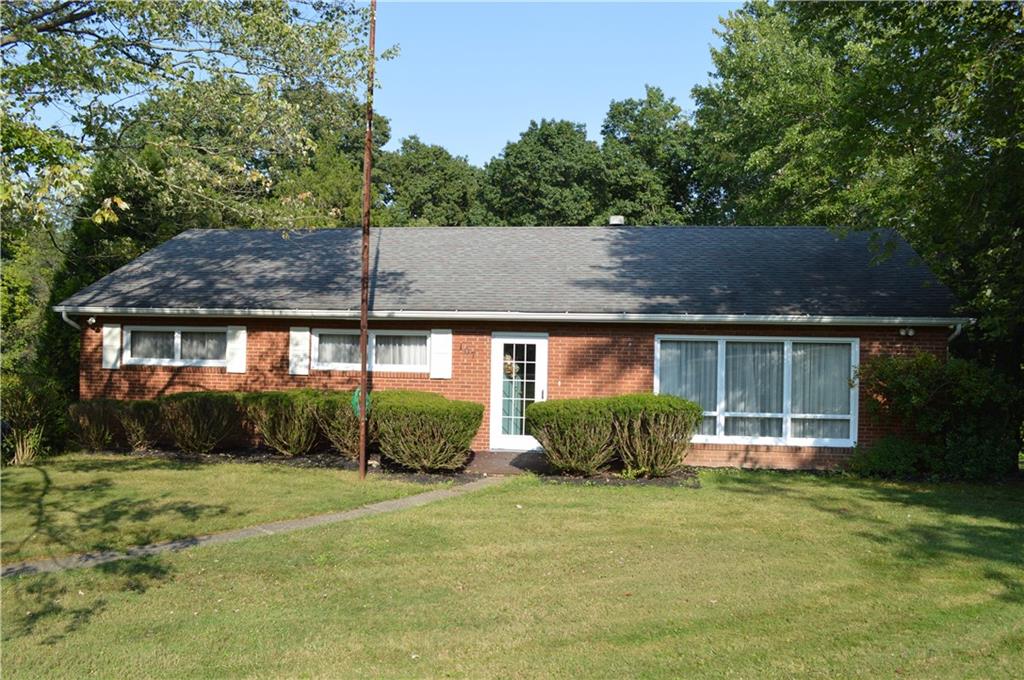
[
  {"x1": 2, "y1": 470, "x2": 1022, "y2": 678},
  {"x1": 1, "y1": 453, "x2": 443, "y2": 563}
]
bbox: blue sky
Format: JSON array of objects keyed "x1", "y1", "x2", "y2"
[{"x1": 375, "y1": 2, "x2": 741, "y2": 166}]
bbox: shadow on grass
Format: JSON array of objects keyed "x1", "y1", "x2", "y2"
[
  {"x1": 1, "y1": 464, "x2": 230, "y2": 564},
  {"x1": 49, "y1": 454, "x2": 204, "y2": 474},
  {"x1": 712, "y1": 472, "x2": 1024, "y2": 603},
  {"x1": 3, "y1": 557, "x2": 172, "y2": 646}
]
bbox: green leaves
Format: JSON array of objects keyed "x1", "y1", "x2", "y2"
[{"x1": 691, "y1": 0, "x2": 1024, "y2": 377}]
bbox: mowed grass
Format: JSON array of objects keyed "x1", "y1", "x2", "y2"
[
  {"x1": 1, "y1": 453, "x2": 443, "y2": 563},
  {"x1": 3, "y1": 471, "x2": 1023, "y2": 679}
]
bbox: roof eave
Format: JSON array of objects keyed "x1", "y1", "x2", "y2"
[{"x1": 52, "y1": 305, "x2": 974, "y2": 327}]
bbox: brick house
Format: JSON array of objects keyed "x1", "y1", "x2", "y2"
[{"x1": 55, "y1": 226, "x2": 968, "y2": 470}]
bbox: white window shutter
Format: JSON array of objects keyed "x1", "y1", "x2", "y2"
[
  {"x1": 101, "y1": 324, "x2": 121, "y2": 369},
  {"x1": 289, "y1": 327, "x2": 310, "y2": 375},
  {"x1": 225, "y1": 326, "x2": 247, "y2": 373},
  {"x1": 429, "y1": 329, "x2": 452, "y2": 379}
]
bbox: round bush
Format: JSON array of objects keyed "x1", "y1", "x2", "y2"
[
  {"x1": 526, "y1": 398, "x2": 615, "y2": 475},
  {"x1": 606, "y1": 394, "x2": 703, "y2": 478},
  {"x1": 371, "y1": 391, "x2": 483, "y2": 472},
  {"x1": 242, "y1": 390, "x2": 321, "y2": 457},
  {"x1": 158, "y1": 391, "x2": 243, "y2": 454},
  {"x1": 311, "y1": 390, "x2": 359, "y2": 459}
]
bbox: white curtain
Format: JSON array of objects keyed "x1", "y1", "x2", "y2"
[
  {"x1": 375, "y1": 335, "x2": 428, "y2": 366},
  {"x1": 726, "y1": 342, "x2": 783, "y2": 412},
  {"x1": 660, "y1": 340, "x2": 718, "y2": 435},
  {"x1": 319, "y1": 334, "x2": 358, "y2": 364},
  {"x1": 792, "y1": 343, "x2": 850, "y2": 415},
  {"x1": 792, "y1": 418, "x2": 849, "y2": 438},
  {"x1": 131, "y1": 331, "x2": 174, "y2": 359},
  {"x1": 725, "y1": 416, "x2": 783, "y2": 437},
  {"x1": 725, "y1": 342, "x2": 783, "y2": 437},
  {"x1": 181, "y1": 331, "x2": 227, "y2": 361},
  {"x1": 791, "y1": 342, "x2": 851, "y2": 439}
]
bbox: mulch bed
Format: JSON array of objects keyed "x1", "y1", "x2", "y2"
[
  {"x1": 117, "y1": 449, "x2": 481, "y2": 485},
  {"x1": 93, "y1": 449, "x2": 702, "y2": 487}
]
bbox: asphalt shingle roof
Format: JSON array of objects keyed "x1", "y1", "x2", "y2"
[{"x1": 57, "y1": 226, "x2": 962, "y2": 319}]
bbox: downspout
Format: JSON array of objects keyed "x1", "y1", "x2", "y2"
[{"x1": 60, "y1": 310, "x2": 81, "y2": 331}]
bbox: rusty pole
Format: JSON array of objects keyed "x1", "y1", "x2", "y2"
[{"x1": 358, "y1": 0, "x2": 377, "y2": 481}]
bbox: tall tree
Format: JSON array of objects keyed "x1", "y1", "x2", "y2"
[
  {"x1": 378, "y1": 136, "x2": 484, "y2": 226},
  {"x1": 600, "y1": 85, "x2": 700, "y2": 224},
  {"x1": 1, "y1": 0, "x2": 372, "y2": 223},
  {"x1": 482, "y1": 120, "x2": 604, "y2": 226},
  {"x1": 2, "y1": 1, "x2": 376, "y2": 392},
  {"x1": 692, "y1": 0, "x2": 1024, "y2": 377}
]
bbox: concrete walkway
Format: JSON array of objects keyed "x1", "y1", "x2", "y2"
[
  {"x1": 2, "y1": 476, "x2": 505, "y2": 578},
  {"x1": 465, "y1": 450, "x2": 552, "y2": 476}
]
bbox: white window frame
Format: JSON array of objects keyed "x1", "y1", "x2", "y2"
[
  {"x1": 311, "y1": 329, "x2": 431, "y2": 373},
  {"x1": 654, "y1": 334, "x2": 859, "y2": 448},
  {"x1": 122, "y1": 325, "x2": 229, "y2": 368}
]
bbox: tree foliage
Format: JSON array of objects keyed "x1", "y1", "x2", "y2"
[
  {"x1": 692, "y1": 0, "x2": 1024, "y2": 376},
  {"x1": 1, "y1": 0, "x2": 373, "y2": 223},
  {"x1": 482, "y1": 119, "x2": 605, "y2": 226},
  {"x1": 378, "y1": 136, "x2": 484, "y2": 226}
]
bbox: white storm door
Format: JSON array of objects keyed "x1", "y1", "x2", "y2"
[{"x1": 489, "y1": 333, "x2": 549, "y2": 450}]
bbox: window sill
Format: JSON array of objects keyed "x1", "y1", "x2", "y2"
[{"x1": 692, "y1": 435, "x2": 856, "y2": 448}]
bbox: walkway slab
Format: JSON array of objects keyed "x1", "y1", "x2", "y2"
[{"x1": 2, "y1": 476, "x2": 505, "y2": 578}]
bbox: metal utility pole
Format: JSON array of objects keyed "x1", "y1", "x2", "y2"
[{"x1": 358, "y1": 0, "x2": 377, "y2": 480}]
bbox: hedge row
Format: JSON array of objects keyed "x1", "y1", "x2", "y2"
[
  {"x1": 526, "y1": 394, "x2": 703, "y2": 477},
  {"x1": 853, "y1": 353, "x2": 1022, "y2": 481},
  {"x1": 68, "y1": 390, "x2": 483, "y2": 472}
]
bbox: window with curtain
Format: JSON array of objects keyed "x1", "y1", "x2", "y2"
[
  {"x1": 181, "y1": 331, "x2": 227, "y2": 361},
  {"x1": 125, "y1": 327, "x2": 227, "y2": 366},
  {"x1": 315, "y1": 332, "x2": 359, "y2": 367},
  {"x1": 725, "y1": 341, "x2": 784, "y2": 437},
  {"x1": 130, "y1": 330, "x2": 175, "y2": 359},
  {"x1": 374, "y1": 334, "x2": 429, "y2": 369},
  {"x1": 657, "y1": 336, "x2": 855, "y2": 444},
  {"x1": 791, "y1": 342, "x2": 852, "y2": 439},
  {"x1": 658, "y1": 340, "x2": 718, "y2": 435}
]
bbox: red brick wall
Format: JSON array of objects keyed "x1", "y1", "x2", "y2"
[{"x1": 79, "y1": 318, "x2": 949, "y2": 469}]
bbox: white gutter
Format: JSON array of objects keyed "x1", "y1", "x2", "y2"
[
  {"x1": 60, "y1": 310, "x2": 81, "y2": 330},
  {"x1": 52, "y1": 305, "x2": 974, "y2": 328}
]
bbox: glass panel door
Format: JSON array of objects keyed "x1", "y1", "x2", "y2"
[{"x1": 490, "y1": 334, "x2": 548, "y2": 450}]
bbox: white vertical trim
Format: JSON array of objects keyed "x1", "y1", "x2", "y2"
[
  {"x1": 652, "y1": 337, "x2": 661, "y2": 393},
  {"x1": 716, "y1": 339, "x2": 726, "y2": 437},
  {"x1": 101, "y1": 324, "x2": 121, "y2": 369},
  {"x1": 288, "y1": 327, "x2": 310, "y2": 376},
  {"x1": 429, "y1": 329, "x2": 453, "y2": 379},
  {"x1": 225, "y1": 326, "x2": 247, "y2": 373},
  {"x1": 850, "y1": 338, "x2": 860, "y2": 445},
  {"x1": 782, "y1": 340, "x2": 793, "y2": 440}
]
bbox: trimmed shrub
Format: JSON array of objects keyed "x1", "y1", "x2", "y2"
[
  {"x1": 526, "y1": 398, "x2": 615, "y2": 475},
  {"x1": 242, "y1": 390, "x2": 320, "y2": 457},
  {"x1": 115, "y1": 400, "x2": 161, "y2": 452},
  {"x1": 158, "y1": 392, "x2": 242, "y2": 454},
  {"x1": 858, "y1": 353, "x2": 1022, "y2": 480},
  {"x1": 311, "y1": 390, "x2": 359, "y2": 459},
  {"x1": 68, "y1": 400, "x2": 119, "y2": 451},
  {"x1": 372, "y1": 391, "x2": 483, "y2": 471},
  {"x1": 608, "y1": 394, "x2": 703, "y2": 478}
]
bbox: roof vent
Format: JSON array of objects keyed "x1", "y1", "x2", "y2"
[{"x1": 608, "y1": 215, "x2": 625, "y2": 226}]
